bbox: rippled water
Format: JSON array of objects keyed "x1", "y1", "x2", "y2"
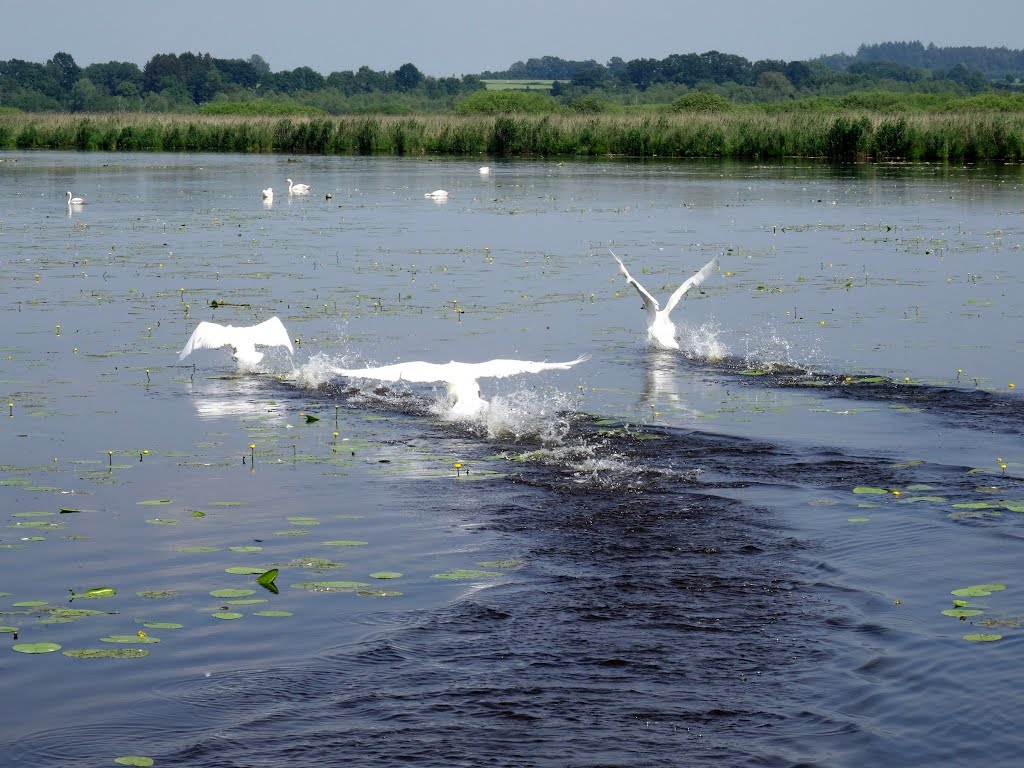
[{"x1": 1, "y1": 152, "x2": 1022, "y2": 766}]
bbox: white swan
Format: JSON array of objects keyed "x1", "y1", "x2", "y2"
[
  {"x1": 331, "y1": 355, "x2": 589, "y2": 418},
  {"x1": 478, "y1": 166, "x2": 490, "y2": 174},
  {"x1": 66, "y1": 191, "x2": 85, "y2": 205},
  {"x1": 610, "y1": 249, "x2": 719, "y2": 350},
  {"x1": 179, "y1": 316, "x2": 294, "y2": 368},
  {"x1": 424, "y1": 189, "x2": 449, "y2": 199},
  {"x1": 287, "y1": 179, "x2": 310, "y2": 195},
  {"x1": 262, "y1": 187, "x2": 273, "y2": 199}
]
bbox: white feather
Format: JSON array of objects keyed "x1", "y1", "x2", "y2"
[{"x1": 179, "y1": 316, "x2": 294, "y2": 367}]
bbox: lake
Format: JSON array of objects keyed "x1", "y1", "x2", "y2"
[{"x1": 1, "y1": 151, "x2": 1022, "y2": 767}]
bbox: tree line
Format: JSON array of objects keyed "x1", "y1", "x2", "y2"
[{"x1": 1, "y1": 42, "x2": 1021, "y2": 116}]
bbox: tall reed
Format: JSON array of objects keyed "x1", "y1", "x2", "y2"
[{"x1": 1, "y1": 111, "x2": 1023, "y2": 161}]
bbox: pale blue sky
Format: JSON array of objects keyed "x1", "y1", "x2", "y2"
[{"x1": 4, "y1": 0, "x2": 1023, "y2": 76}]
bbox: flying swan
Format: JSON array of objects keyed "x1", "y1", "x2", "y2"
[
  {"x1": 330, "y1": 355, "x2": 589, "y2": 418},
  {"x1": 287, "y1": 179, "x2": 310, "y2": 195},
  {"x1": 610, "y1": 249, "x2": 719, "y2": 350},
  {"x1": 179, "y1": 316, "x2": 294, "y2": 368},
  {"x1": 66, "y1": 191, "x2": 86, "y2": 205}
]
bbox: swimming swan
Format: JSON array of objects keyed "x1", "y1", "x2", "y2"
[
  {"x1": 610, "y1": 249, "x2": 719, "y2": 350},
  {"x1": 287, "y1": 179, "x2": 310, "y2": 195},
  {"x1": 66, "y1": 191, "x2": 85, "y2": 205}
]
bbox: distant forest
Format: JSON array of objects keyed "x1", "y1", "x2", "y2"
[{"x1": 1, "y1": 41, "x2": 1022, "y2": 115}]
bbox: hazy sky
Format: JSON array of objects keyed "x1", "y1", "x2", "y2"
[{"x1": 4, "y1": 0, "x2": 1023, "y2": 77}]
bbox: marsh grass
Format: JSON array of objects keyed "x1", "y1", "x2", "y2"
[{"x1": 2, "y1": 111, "x2": 1023, "y2": 161}]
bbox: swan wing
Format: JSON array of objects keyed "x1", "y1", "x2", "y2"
[
  {"x1": 610, "y1": 249, "x2": 660, "y2": 317},
  {"x1": 464, "y1": 355, "x2": 590, "y2": 380},
  {"x1": 662, "y1": 256, "x2": 719, "y2": 314},
  {"x1": 179, "y1": 322, "x2": 238, "y2": 359},
  {"x1": 245, "y1": 316, "x2": 294, "y2": 354},
  {"x1": 331, "y1": 360, "x2": 453, "y2": 383}
]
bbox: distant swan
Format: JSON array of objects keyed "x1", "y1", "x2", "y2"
[
  {"x1": 287, "y1": 179, "x2": 310, "y2": 195},
  {"x1": 66, "y1": 191, "x2": 85, "y2": 205},
  {"x1": 179, "y1": 316, "x2": 294, "y2": 368},
  {"x1": 331, "y1": 355, "x2": 589, "y2": 418},
  {"x1": 610, "y1": 249, "x2": 719, "y2": 350},
  {"x1": 424, "y1": 189, "x2": 448, "y2": 199},
  {"x1": 478, "y1": 166, "x2": 490, "y2": 174},
  {"x1": 262, "y1": 187, "x2": 273, "y2": 199}
]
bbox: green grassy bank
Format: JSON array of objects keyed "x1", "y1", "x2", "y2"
[{"x1": 2, "y1": 111, "x2": 1023, "y2": 161}]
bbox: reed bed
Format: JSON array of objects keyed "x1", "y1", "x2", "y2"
[{"x1": 2, "y1": 111, "x2": 1023, "y2": 161}]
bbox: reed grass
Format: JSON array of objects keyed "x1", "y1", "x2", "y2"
[{"x1": 1, "y1": 111, "x2": 1023, "y2": 161}]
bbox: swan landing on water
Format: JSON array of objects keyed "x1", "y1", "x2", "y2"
[
  {"x1": 179, "y1": 316, "x2": 294, "y2": 368},
  {"x1": 330, "y1": 355, "x2": 589, "y2": 418},
  {"x1": 610, "y1": 249, "x2": 719, "y2": 350}
]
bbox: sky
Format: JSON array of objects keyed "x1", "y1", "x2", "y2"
[{"x1": 3, "y1": 0, "x2": 1024, "y2": 77}]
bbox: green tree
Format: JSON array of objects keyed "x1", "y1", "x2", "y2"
[{"x1": 393, "y1": 63, "x2": 423, "y2": 91}]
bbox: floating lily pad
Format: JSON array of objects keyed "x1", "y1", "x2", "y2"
[
  {"x1": 0, "y1": 626, "x2": 18, "y2": 633},
  {"x1": 852, "y1": 486, "x2": 887, "y2": 495},
  {"x1": 256, "y1": 569, "x2": 279, "y2": 586},
  {"x1": 143, "y1": 622, "x2": 183, "y2": 630},
  {"x1": 275, "y1": 530, "x2": 310, "y2": 536},
  {"x1": 847, "y1": 517, "x2": 870, "y2": 523},
  {"x1": 229, "y1": 545, "x2": 263, "y2": 553},
  {"x1": 369, "y1": 571, "x2": 403, "y2": 579},
  {"x1": 225, "y1": 566, "x2": 267, "y2": 575},
  {"x1": 322, "y1": 540, "x2": 368, "y2": 547},
  {"x1": 253, "y1": 610, "x2": 293, "y2": 617},
  {"x1": 963, "y1": 633, "x2": 1003, "y2": 642},
  {"x1": 63, "y1": 648, "x2": 150, "y2": 659},
  {"x1": 952, "y1": 502, "x2": 998, "y2": 510},
  {"x1": 952, "y1": 584, "x2": 1007, "y2": 597},
  {"x1": 70, "y1": 587, "x2": 116, "y2": 599},
  {"x1": 209, "y1": 588, "x2": 255, "y2": 598},
  {"x1": 211, "y1": 611, "x2": 243, "y2": 620},
  {"x1": 12, "y1": 600, "x2": 48, "y2": 607},
  {"x1": 114, "y1": 756, "x2": 154, "y2": 766},
  {"x1": 136, "y1": 499, "x2": 172, "y2": 506},
  {"x1": 290, "y1": 581, "x2": 368, "y2": 591},
  {"x1": 12, "y1": 642, "x2": 62, "y2": 653},
  {"x1": 177, "y1": 546, "x2": 219, "y2": 553},
  {"x1": 101, "y1": 635, "x2": 160, "y2": 644},
  {"x1": 942, "y1": 608, "x2": 984, "y2": 618},
  {"x1": 357, "y1": 589, "x2": 403, "y2": 598},
  {"x1": 287, "y1": 516, "x2": 319, "y2": 526},
  {"x1": 146, "y1": 518, "x2": 178, "y2": 525},
  {"x1": 431, "y1": 569, "x2": 503, "y2": 580}
]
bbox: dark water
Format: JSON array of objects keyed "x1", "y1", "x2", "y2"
[{"x1": 1, "y1": 153, "x2": 1022, "y2": 766}]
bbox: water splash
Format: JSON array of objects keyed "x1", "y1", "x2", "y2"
[{"x1": 680, "y1": 320, "x2": 728, "y2": 362}]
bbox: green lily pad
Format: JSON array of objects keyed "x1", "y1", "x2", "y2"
[
  {"x1": 12, "y1": 642, "x2": 62, "y2": 653},
  {"x1": 963, "y1": 633, "x2": 1003, "y2": 642},
  {"x1": 70, "y1": 587, "x2": 116, "y2": 599},
  {"x1": 143, "y1": 622, "x2": 183, "y2": 630},
  {"x1": 225, "y1": 566, "x2": 267, "y2": 575},
  {"x1": 287, "y1": 517, "x2": 319, "y2": 526},
  {"x1": 0, "y1": 626, "x2": 18, "y2": 633},
  {"x1": 115, "y1": 756, "x2": 154, "y2": 766},
  {"x1": 253, "y1": 610, "x2": 293, "y2": 617},
  {"x1": 952, "y1": 584, "x2": 1007, "y2": 597},
  {"x1": 63, "y1": 648, "x2": 150, "y2": 659},
  {"x1": 852, "y1": 486, "x2": 887, "y2": 495},
  {"x1": 322, "y1": 540, "x2": 368, "y2": 547},
  {"x1": 229, "y1": 545, "x2": 263, "y2": 553},
  {"x1": 431, "y1": 569, "x2": 503, "y2": 580},
  {"x1": 211, "y1": 611, "x2": 243, "y2": 620},
  {"x1": 101, "y1": 635, "x2": 160, "y2": 644},
  {"x1": 256, "y1": 569, "x2": 279, "y2": 586},
  {"x1": 12, "y1": 600, "x2": 48, "y2": 607},
  {"x1": 357, "y1": 589, "x2": 403, "y2": 598},
  {"x1": 847, "y1": 517, "x2": 870, "y2": 523},
  {"x1": 136, "y1": 499, "x2": 172, "y2": 506},
  {"x1": 290, "y1": 581, "x2": 369, "y2": 591},
  {"x1": 941, "y1": 608, "x2": 984, "y2": 618},
  {"x1": 478, "y1": 559, "x2": 524, "y2": 568},
  {"x1": 177, "y1": 546, "x2": 219, "y2": 553},
  {"x1": 369, "y1": 571, "x2": 403, "y2": 579},
  {"x1": 209, "y1": 588, "x2": 255, "y2": 598}
]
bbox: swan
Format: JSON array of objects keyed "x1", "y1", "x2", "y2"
[
  {"x1": 287, "y1": 179, "x2": 310, "y2": 195},
  {"x1": 66, "y1": 191, "x2": 85, "y2": 205},
  {"x1": 179, "y1": 316, "x2": 294, "y2": 368},
  {"x1": 424, "y1": 189, "x2": 449, "y2": 199},
  {"x1": 610, "y1": 249, "x2": 719, "y2": 350},
  {"x1": 331, "y1": 354, "x2": 589, "y2": 418},
  {"x1": 478, "y1": 166, "x2": 490, "y2": 174},
  {"x1": 262, "y1": 187, "x2": 273, "y2": 199}
]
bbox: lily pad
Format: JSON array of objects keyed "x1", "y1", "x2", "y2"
[
  {"x1": 225, "y1": 566, "x2": 267, "y2": 575},
  {"x1": 70, "y1": 587, "x2": 116, "y2": 599},
  {"x1": 322, "y1": 540, "x2": 368, "y2": 547},
  {"x1": 143, "y1": 622, "x2": 183, "y2": 629},
  {"x1": 63, "y1": 648, "x2": 150, "y2": 659},
  {"x1": 369, "y1": 571, "x2": 403, "y2": 579},
  {"x1": 101, "y1": 635, "x2": 160, "y2": 644},
  {"x1": 229, "y1": 545, "x2": 263, "y2": 553},
  {"x1": 115, "y1": 757, "x2": 154, "y2": 766},
  {"x1": 941, "y1": 608, "x2": 984, "y2": 618},
  {"x1": 209, "y1": 588, "x2": 255, "y2": 598},
  {"x1": 12, "y1": 642, "x2": 62, "y2": 653},
  {"x1": 136, "y1": 499, "x2": 172, "y2": 506},
  {"x1": 963, "y1": 633, "x2": 1003, "y2": 642},
  {"x1": 253, "y1": 610, "x2": 293, "y2": 617},
  {"x1": 146, "y1": 518, "x2": 178, "y2": 525},
  {"x1": 211, "y1": 611, "x2": 243, "y2": 620},
  {"x1": 177, "y1": 546, "x2": 219, "y2": 553},
  {"x1": 952, "y1": 584, "x2": 1007, "y2": 597},
  {"x1": 852, "y1": 486, "x2": 887, "y2": 495},
  {"x1": 290, "y1": 581, "x2": 368, "y2": 591},
  {"x1": 431, "y1": 569, "x2": 503, "y2": 580}
]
